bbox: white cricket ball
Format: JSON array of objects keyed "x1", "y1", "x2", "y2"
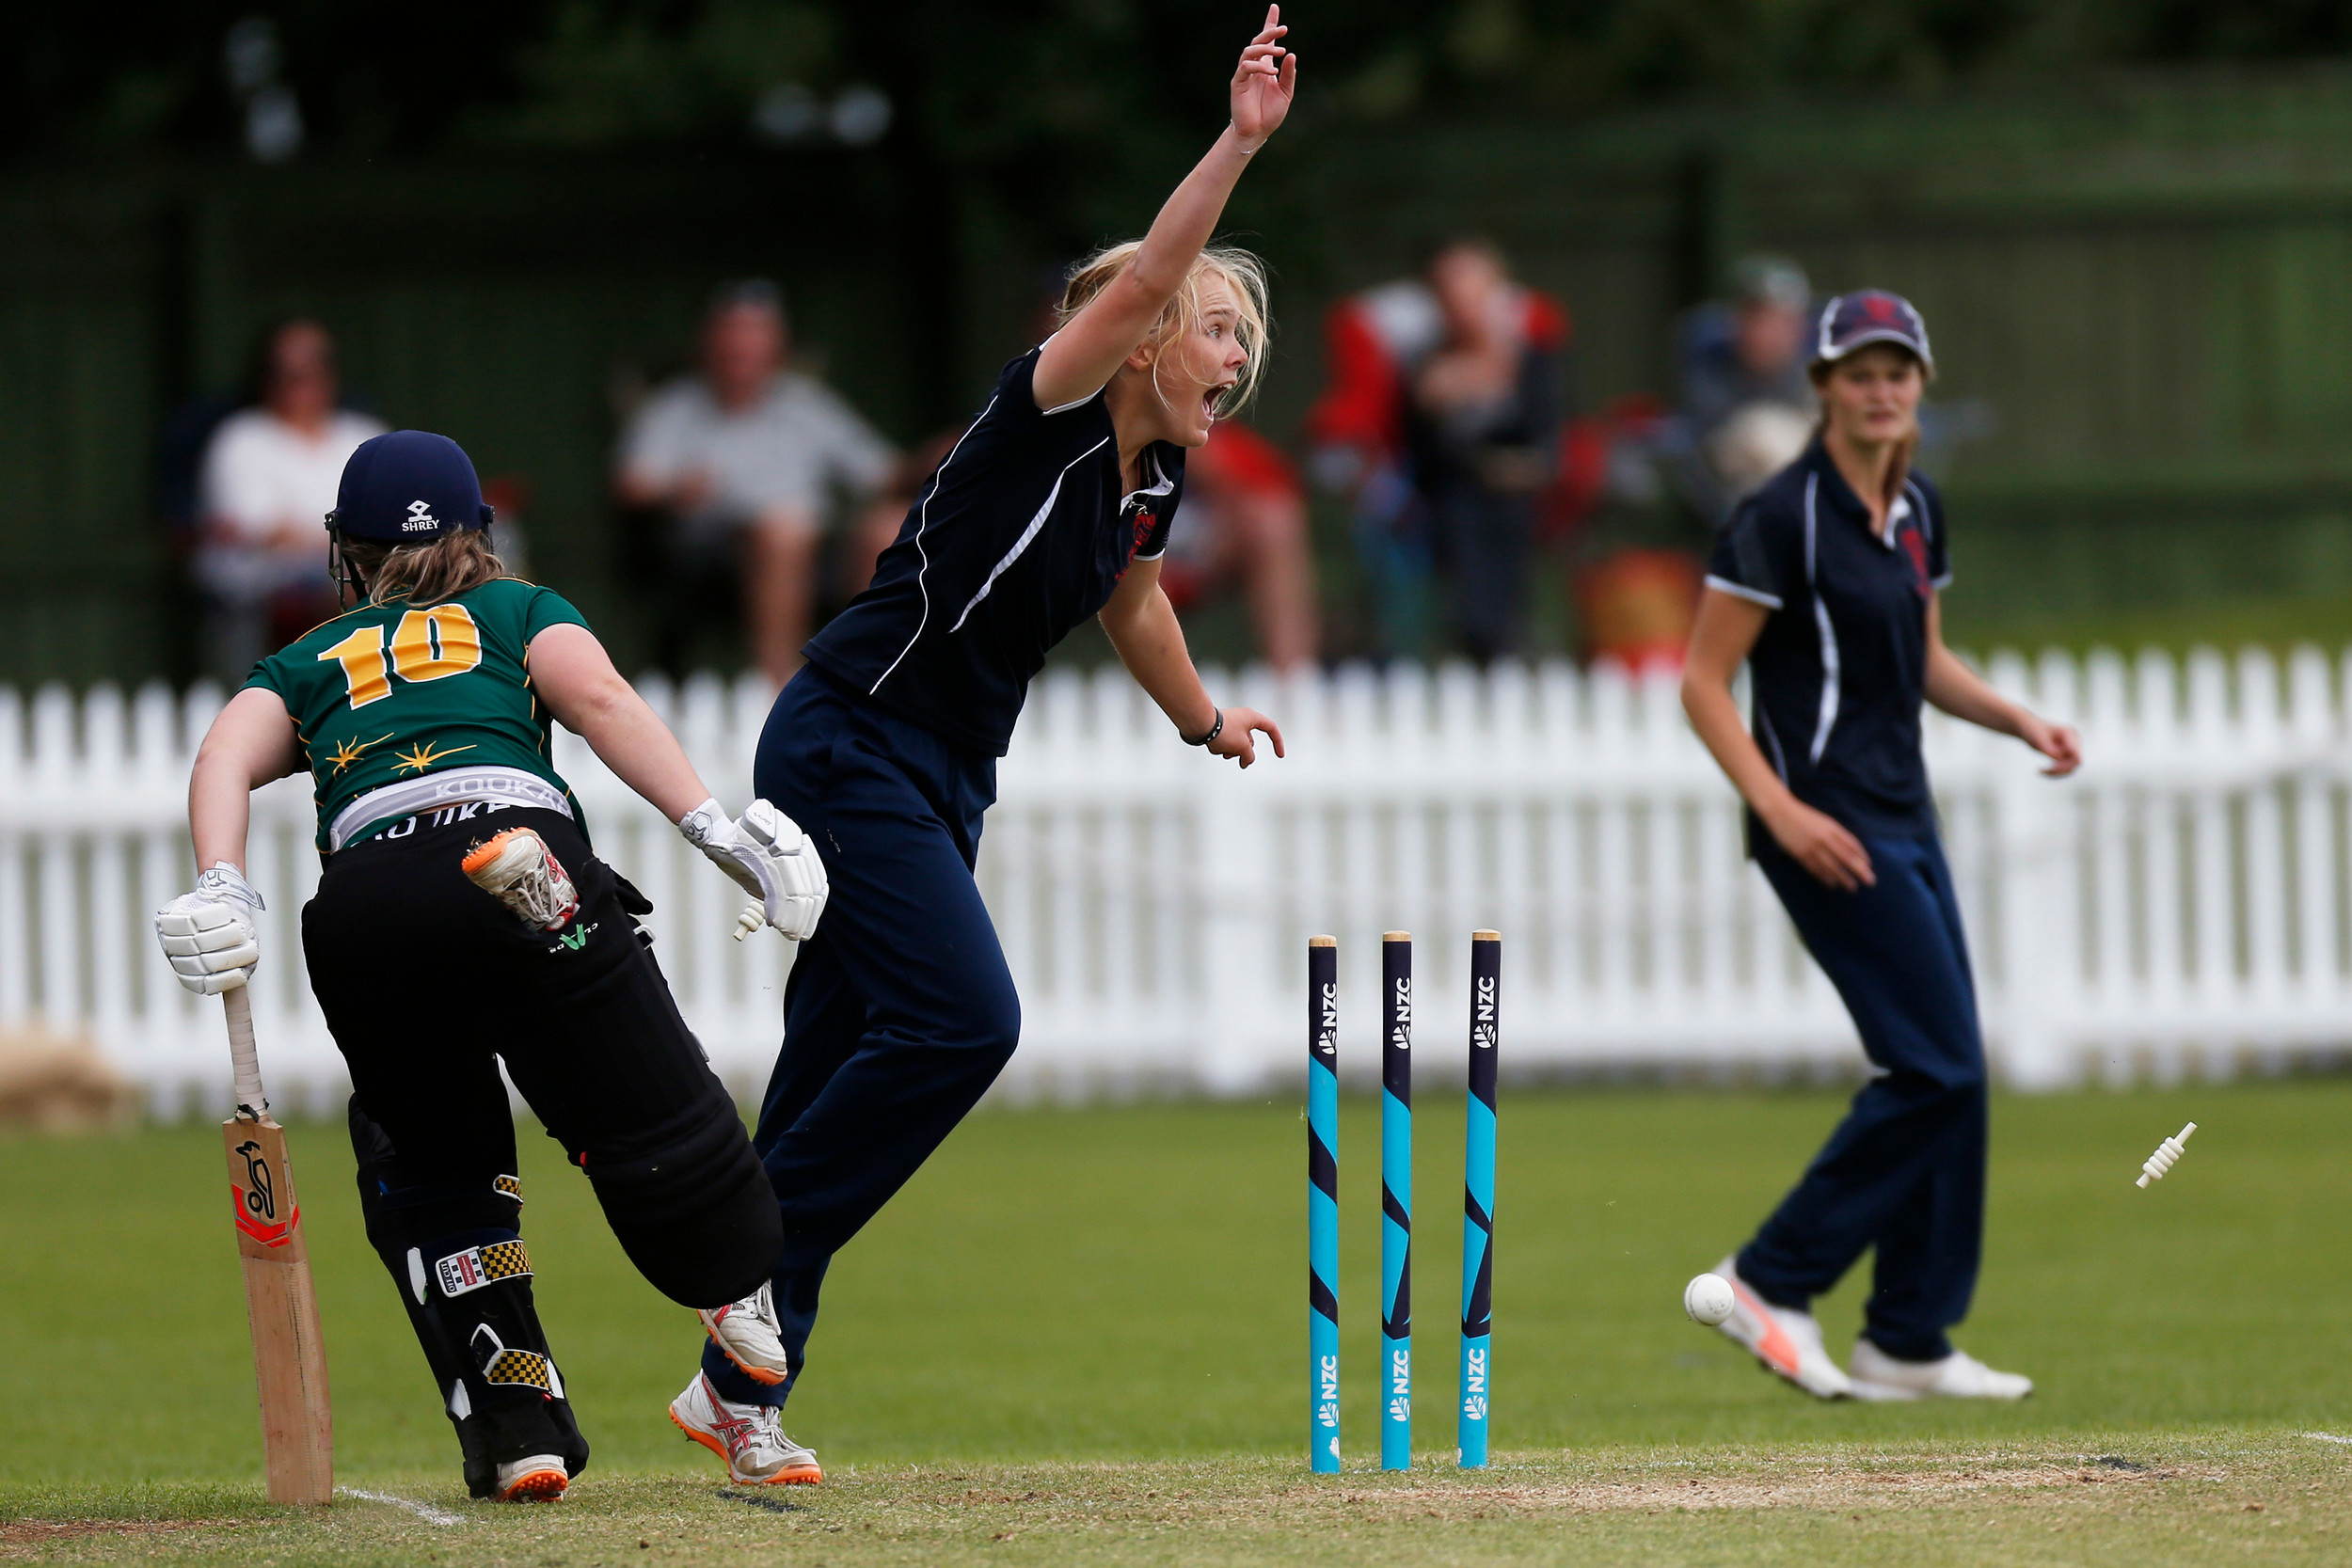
[{"x1": 1683, "y1": 1272, "x2": 1735, "y2": 1326}]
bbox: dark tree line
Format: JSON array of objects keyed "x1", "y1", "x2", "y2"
[
  {"x1": 14, "y1": 1, "x2": 2352, "y2": 424},
  {"x1": 16, "y1": 1, "x2": 2352, "y2": 166}
]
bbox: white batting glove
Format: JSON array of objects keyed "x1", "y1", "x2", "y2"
[
  {"x1": 677, "y1": 798, "x2": 829, "y2": 942},
  {"x1": 153, "y1": 863, "x2": 265, "y2": 995}
]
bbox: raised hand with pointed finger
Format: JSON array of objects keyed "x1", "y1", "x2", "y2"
[{"x1": 1232, "y1": 5, "x2": 1297, "y2": 151}]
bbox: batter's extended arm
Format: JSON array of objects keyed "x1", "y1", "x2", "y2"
[{"x1": 527, "y1": 623, "x2": 717, "y2": 821}]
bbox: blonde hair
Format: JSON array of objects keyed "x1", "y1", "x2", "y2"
[
  {"x1": 1057, "y1": 242, "x2": 1273, "y2": 416},
  {"x1": 342, "y1": 531, "x2": 509, "y2": 608}
]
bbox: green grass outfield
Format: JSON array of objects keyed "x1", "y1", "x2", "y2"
[{"x1": 6, "y1": 1080, "x2": 2352, "y2": 1563}]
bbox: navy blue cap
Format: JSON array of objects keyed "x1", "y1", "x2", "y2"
[
  {"x1": 326, "y1": 431, "x2": 494, "y2": 542},
  {"x1": 1813, "y1": 291, "x2": 1933, "y2": 372}
]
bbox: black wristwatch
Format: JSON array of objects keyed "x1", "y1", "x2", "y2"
[{"x1": 1184, "y1": 707, "x2": 1225, "y2": 747}]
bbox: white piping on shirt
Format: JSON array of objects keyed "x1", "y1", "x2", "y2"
[
  {"x1": 870, "y1": 396, "x2": 996, "y2": 696},
  {"x1": 1120, "y1": 450, "x2": 1178, "y2": 561},
  {"x1": 1122, "y1": 451, "x2": 1178, "y2": 505},
  {"x1": 1703, "y1": 574, "x2": 1782, "y2": 610},
  {"x1": 1033, "y1": 332, "x2": 1105, "y2": 417},
  {"x1": 948, "y1": 435, "x2": 1112, "y2": 632},
  {"x1": 1804, "y1": 473, "x2": 1840, "y2": 765},
  {"x1": 1810, "y1": 597, "x2": 1841, "y2": 766}
]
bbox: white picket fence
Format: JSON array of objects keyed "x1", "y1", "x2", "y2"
[{"x1": 5, "y1": 647, "x2": 2352, "y2": 1119}]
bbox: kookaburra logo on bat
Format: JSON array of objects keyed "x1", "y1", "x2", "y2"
[{"x1": 235, "y1": 1139, "x2": 277, "y2": 1221}]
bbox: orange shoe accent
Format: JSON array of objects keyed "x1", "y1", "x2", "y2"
[
  {"x1": 1727, "y1": 1276, "x2": 1801, "y2": 1375},
  {"x1": 703, "y1": 1308, "x2": 789, "y2": 1386},
  {"x1": 460, "y1": 829, "x2": 528, "y2": 878},
  {"x1": 674, "y1": 1409, "x2": 730, "y2": 1464},
  {"x1": 672, "y1": 1410, "x2": 822, "y2": 1485},
  {"x1": 497, "y1": 1465, "x2": 568, "y2": 1503}
]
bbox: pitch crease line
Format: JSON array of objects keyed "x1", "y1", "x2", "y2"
[{"x1": 339, "y1": 1487, "x2": 467, "y2": 1525}]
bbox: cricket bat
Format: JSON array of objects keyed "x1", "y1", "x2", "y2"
[{"x1": 221, "y1": 985, "x2": 333, "y2": 1504}]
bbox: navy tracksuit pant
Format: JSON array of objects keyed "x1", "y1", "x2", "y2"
[
  {"x1": 700, "y1": 668, "x2": 1021, "y2": 1407},
  {"x1": 1736, "y1": 832, "x2": 1987, "y2": 1364}
]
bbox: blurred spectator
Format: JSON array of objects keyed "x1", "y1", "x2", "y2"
[
  {"x1": 1162, "y1": 421, "x2": 1319, "y2": 673},
  {"x1": 194, "y1": 320, "x2": 385, "y2": 683},
  {"x1": 1676, "y1": 259, "x2": 1996, "y2": 521},
  {"x1": 1406, "y1": 242, "x2": 1565, "y2": 661},
  {"x1": 1307, "y1": 240, "x2": 1567, "y2": 662},
  {"x1": 1673, "y1": 255, "x2": 1818, "y2": 522},
  {"x1": 616, "y1": 279, "x2": 897, "y2": 686},
  {"x1": 1558, "y1": 258, "x2": 1819, "y2": 671}
]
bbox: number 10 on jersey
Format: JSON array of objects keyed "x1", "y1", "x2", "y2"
[{"x1": 317, "y1": 605, "x2": 484, "y2": 708}]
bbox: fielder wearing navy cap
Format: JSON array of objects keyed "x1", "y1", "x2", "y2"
[
  {"x1": 326, "y1": 429, "x2": 496, "y2": 543},
  {"x1": 1813, "y1": 290, "x2": 1934, "y2": 373},
  {"x1": 1682, "y1": 285, "x2": 2082, "y2": 1403}
]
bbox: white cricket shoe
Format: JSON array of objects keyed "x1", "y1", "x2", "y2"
[
  {"x1": 1848, "y1": 1338, "x2": 2034, "y2": 1401},
  {"x1": 669, "y1": 1373, "x2": 821, "y2": 1485},
  {"x1": 1708, "y1": 1257, "x2": 1851, "y2": 1399},
  {"x1": 698, "y1": 1279, "x2": 790, "y2": 1386},
  {"x1": 492, "y1": 1453, "x2": 568, "y2": 1502}
]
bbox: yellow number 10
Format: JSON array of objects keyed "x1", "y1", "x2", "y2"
[{"x1": 318, "y1": 606, "x2": 485, "y2": 709}]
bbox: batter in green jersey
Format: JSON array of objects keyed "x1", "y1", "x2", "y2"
[
  {"x1": 160, "y1": 429, "x2": 833, "y2": 1500},
  {"x1": 246, "y1": 578, "x2": 591, "y2": 853}
]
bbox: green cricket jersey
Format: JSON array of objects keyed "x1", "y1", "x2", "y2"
[{"x1": 242, "y1": 578, "x2": 592, "y2": 853}]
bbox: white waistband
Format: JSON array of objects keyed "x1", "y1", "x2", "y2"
[{"x1": 328, "y1": 765, "x2": 573, "y2": 852}]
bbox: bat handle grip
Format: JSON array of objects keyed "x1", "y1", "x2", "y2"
[{"x1": 223, "y1": 984, "x2": 267, "y2": 1117}]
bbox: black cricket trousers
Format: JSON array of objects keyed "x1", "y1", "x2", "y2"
[{"x1": 303, "y1": 805, "x2": 780, "y2": 1310}]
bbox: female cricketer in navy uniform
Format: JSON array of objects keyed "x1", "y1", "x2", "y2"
[
  {"x1": 154, "y1": 430, "x2": 831, "y2": 1497},
  {"x1": 678, "y1": 8, "x2": 1300, "y2": 1466},
  {"x1": 1681, "y1": 292, "x2": 2082, "y2": 1402}
]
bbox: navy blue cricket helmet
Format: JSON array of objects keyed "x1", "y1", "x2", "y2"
[
  {"x1": 325, "y1": 430, "x2": 495, "y2": 543},
  {"x1": 1813, "y1": 290, "x2": 1933, "y2": 374}
]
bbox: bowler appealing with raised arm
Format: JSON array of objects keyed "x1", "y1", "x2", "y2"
[{"x1": 665, "y1": 8, "x2": 1300, "y2": 1486}]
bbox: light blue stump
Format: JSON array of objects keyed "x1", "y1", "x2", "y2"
[{"x1": 1307, "y1": 937, "x2": 1341, "y2": 1473}]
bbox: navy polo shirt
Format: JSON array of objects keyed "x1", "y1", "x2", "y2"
[
  {"x1": 1704, "y1": 439, "x2": 1952, "y2": 841},
  {"x1": 804, "y1": 348, "x2": 1182, "y2": 755}
]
